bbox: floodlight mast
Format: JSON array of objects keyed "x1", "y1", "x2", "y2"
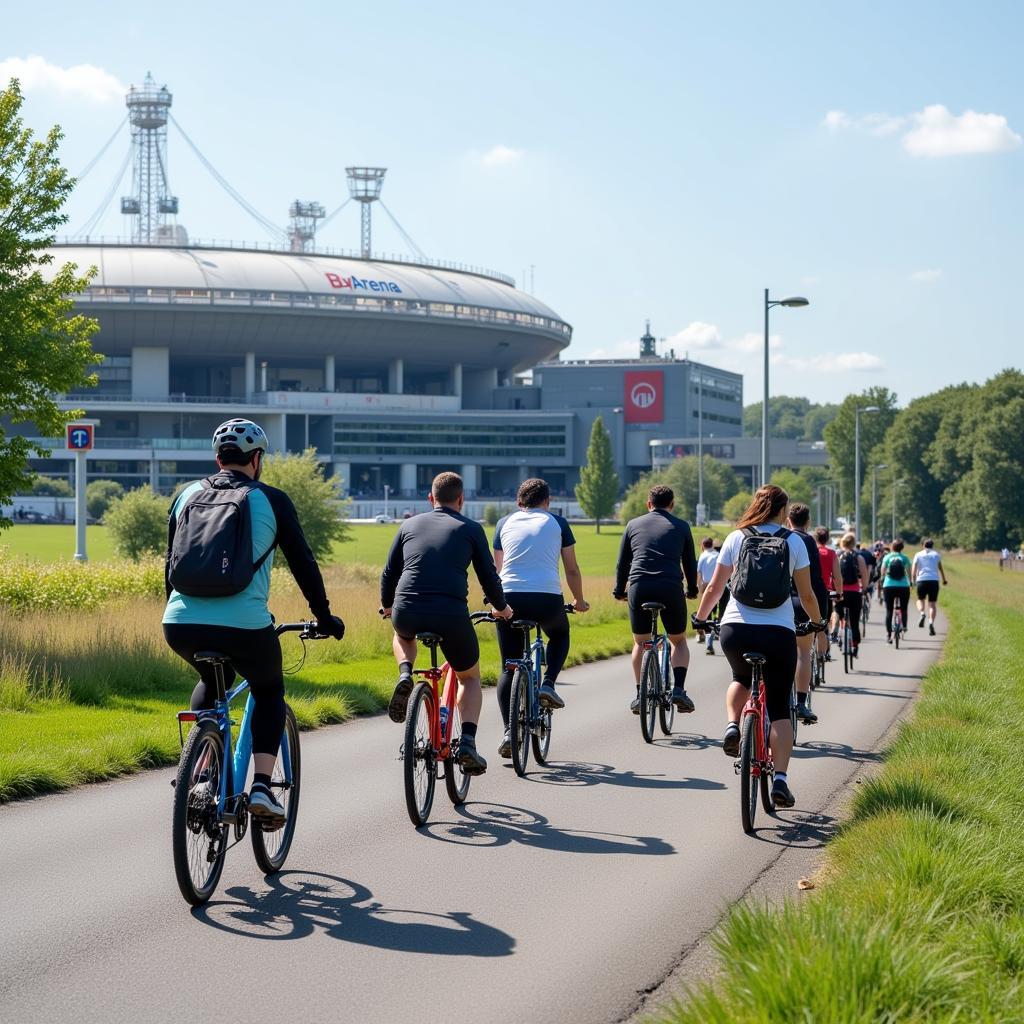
[
  {"x1": 345, "y1": 167, "x2": 387, "y2": 258},
  {"x1": 287, "y1": 201, "x2": 326, "y2": 252}
]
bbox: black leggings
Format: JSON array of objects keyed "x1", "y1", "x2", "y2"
[
  {"x1": 496, "y1": 592, "x2": 570, "y2": 728},
  {"x1": 719, "y1": 623, "x2": 797, "y2": 723},
  {"x1": 884, "y1": 588, "x2": 910, "y2": 634},
  {"x1": 164, "y1": 623, "x2": 285, "y2": 757},
  {"x1": 839, "y1": 592, "x2": 863, "y2": 646}
]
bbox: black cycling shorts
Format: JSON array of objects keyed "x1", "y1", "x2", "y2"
[
  {"x1": 793, "y1": 585, "x2": 828, "y2": 626},
  {"x1": 916, "y1": 580, "x2": 940, "y2": 603},
  {"x1": 719, "y1": 622, "x2": 797, "y2": 723},
  {"x1": 391, "y1": 605, "x2": 479, "y2": 672},
  {"x1": 628, "y1": 580, "x2": 687, "y2": 635}
]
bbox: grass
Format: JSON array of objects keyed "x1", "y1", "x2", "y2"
[{"x1": 649, "y1": 557, "x2": 1024, "y2": 1024}]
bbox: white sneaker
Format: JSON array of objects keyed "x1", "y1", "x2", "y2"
[{"x1": 249, "y1": 783, "x2": 285, "y2": 823}]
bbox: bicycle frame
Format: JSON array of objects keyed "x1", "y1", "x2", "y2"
[
  {"x1": 642, "y1": 624, "x2": 671, "y2": 697},
  {"x1": 505, "y1": 624, "x2": 546, "y2": 733},
  {"x1": 742, "y1": 665, "x2": 773, "y2": 777},
  {"x1": 414, "y1": 648, "x2": 460, "y2": 763}
]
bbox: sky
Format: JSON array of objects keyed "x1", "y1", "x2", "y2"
[{"x1": 4, "y1": 0, "x2": 1022, "y2": 406}]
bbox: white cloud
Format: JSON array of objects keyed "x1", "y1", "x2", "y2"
[
  {"x1": 477, "y1": 144, "x2": 524, "y2": 167},
  {"x1": 910, "y1": 268, "x2": 943, "y2": 284},
  {"x1": 666, "y1": 321, "x2": 721, "y2": 350},
  {"x1": 0, "y1": 55, "x2": 125, "y2": 103},
  {"x1": 774, "y1": 350, "x2": 883, "y2": 373},
  {"x1": 822, "y1": 103, "x2": 1021, "y2": 157}
]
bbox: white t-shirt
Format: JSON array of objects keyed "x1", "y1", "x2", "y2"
[
  {"x1": 718, "y1": 524, "x2": 811, "y2": 631},
  {"x1": 493, "y1": 508, "x2": 575, "y2": 595},
  {"x1": 697, "y1": 549, "x2": 719, "y2": 585},
  {"x1": 913, "y1": 548, "x2": 942, "y2": 582}
]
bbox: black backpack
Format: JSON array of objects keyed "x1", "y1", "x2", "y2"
[
  {"x1": 886, "y1": 555, "x2": 906, "y2": 581},
  {"x1": 839, "y1": 550, "x2": 861, "y2": 585},
  {"x1": 167, "y1": 475, "x2": 276, "y2": 597},
  {"x1": 730, "y1": 527, "x2": 793, "y2": 609}
]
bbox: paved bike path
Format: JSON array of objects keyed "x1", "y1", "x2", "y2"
[{"x1": 0, "y1": 614, "x2": 944, "y2": 1024}]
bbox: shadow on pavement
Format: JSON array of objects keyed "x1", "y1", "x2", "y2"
[
  {"x1": 753, "y1": 810, "x2": 839, "y2": 849},
  {"x1": 818, "y1": 683, "x2": 913, "y2": 698},
  {"x1": 423, "y1": 800, "x2": 676, "y2": 856},
  {"x1": 192, "y1": 871, "x2": 514, "y2": 955},
  {"x1": 791, "y1": 739, "x2": 883, "y2": 764},
  {"x1": 525, "y1": 759, "x2": 726, "y2": 792},
  {"x1": 652, "y1": 732, "x2": 720, "y2": 752}
]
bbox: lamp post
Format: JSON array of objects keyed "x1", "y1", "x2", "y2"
[
  {"x1": 762, "y1": 291, "x2": 809, "y2": 487},
  {"x1": 872, "y1": 463, "x2": 888, "y2": 542},
  {"x1": 696, "y1": 370, "x2": 704, "y2": 524},
  {"x1": 612, "y1": 407, "x2": 625, "y2": 490},
  {"x1": 854, "y1": 405, "x2": 880, "y2": 541},
  {"x1": 892, "y1": 476, "x2": 906, "y2": 539}
]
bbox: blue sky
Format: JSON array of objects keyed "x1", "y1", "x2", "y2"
[{"x1": 5, "y1": 0, "x2": 1022, "y2": 405}]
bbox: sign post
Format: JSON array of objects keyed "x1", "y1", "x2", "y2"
[{"x1": 66, "y1": 422, "x2": 96, "y2": 562}]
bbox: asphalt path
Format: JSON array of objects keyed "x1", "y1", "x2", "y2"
[{"x1": 0, "y1": 610, "x2": 943, "y2": 1024}]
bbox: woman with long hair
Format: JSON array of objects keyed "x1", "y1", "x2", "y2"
[{"x1": 693, "y1": 485, "x2": 823, "y2": 808}]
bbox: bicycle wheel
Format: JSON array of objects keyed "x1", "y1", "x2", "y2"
[
  {"x1": 509, "y1": 669, "x2": 531, "y2": 777},
  {"x1": 739, "y1": 714, "x2": 758, "y2": 834},
  {"x1": 658, "y1": 648, "x2": 675, "y2": 735},
  {"x1": 252, "y1": 704, "x2": 301, "y2": 875},
  {"x1": 639, "y1": 650, "x2": 659, "y2": 744},
  {"x1": 532, "y1": 707, "x2": 553, "y2": 765},
  {"x1": 894, "y1": 620, "x2": 901, "y2": 649},
  {"x1": 444, "y1": 700, "x2": 471, "y2": 806},
  {"x1": 759, "y1": 712, "x2": 775, "y2": 814},
  {"x1": 843, "y1": 625, "x2": 852, "y2": 674},
  {"x1": 403, "y1": 682, "x2": 436, "y2": 827},
  {"x1": 172, "y1": 719, "x2": 228, "y2": 906},
  {"x1": 789, "y1": 682, "x2": 799, "y2": 746}
]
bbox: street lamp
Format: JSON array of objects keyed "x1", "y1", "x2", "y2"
[
  {"x1": 892, "y1": 476, "x2": 906, "y2": 539},
  {"x1": 872, "y1": 463, "x2": 887, "y2": 542},
  {"x1": 612, "y1": 407, "x2": 625, "y2": 490},
  {"x1": 762, "y1": 291, "x2": 809, "y2": 487},
  {"x1": 854, "y1": 405, "x2": 880, "y2": 541},
  {"x1": 696, "y1": 370, "x2": 704, "y2": 524}
]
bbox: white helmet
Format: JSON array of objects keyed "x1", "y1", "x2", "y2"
[{"x1": 212, "y1": 418, "x2": 269, "y2": 454}]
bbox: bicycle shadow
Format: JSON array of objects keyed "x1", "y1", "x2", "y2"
[
  {"x1": 524, "y1": 759, "x2": 725, "y2": 792},
  {"x1": 790, "y1": 739, "x2": 883, "y2": 764},
  {"x1": 819, "y1": 683, "x2": 913, "y2": 698},
  {"x1": 191, "y1": 871, "x2": 514, "y2": 956},
  {"x1": 652, "y1": 732, "x2": 720, "y2": 752},
  {"x1": 856, "y1": 669, "x2": 924, "y2": 681},
  {"x1": 423, "y1": 800, "x2": 676, "y2": 856},
  {"x1": 752, "y1": 810, "x2": 838, "y2": 849}
]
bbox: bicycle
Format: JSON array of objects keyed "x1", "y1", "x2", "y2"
[
  {"x1": 892, "y1": 595, "x2": 904, "y2": 649},
  {"x1": 840, "y1": 600, "x2": 855, "y2": 674},
  {"x1": 171, "y1": 620, "x2": 327, "y2": 906},
  {"x1": 400, "y1": 625, "x2": 480, "y2": 828},
  {"x1": 490, "y1": 605, "x2": 575, "y2": 777},
  {"x1": 638, "y1": 601, "x2": 676, "y2": 744},
  {"x1": 861, "y1": 587, "x2": 872, "y2": 634}
]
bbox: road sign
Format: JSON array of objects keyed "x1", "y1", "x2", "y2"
[{"x1": 67, "y1": 424, "x2": 94, "y2": 451}]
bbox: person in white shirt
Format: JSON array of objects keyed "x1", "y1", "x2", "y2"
[
  {"x1": 912, "y1": 538, "x2": 948, "y2": 635},
  {"x1": 693, "y1": 485, "x2": 823, "y2": 810},
  {"x1": 696, "y1": 536, "x2": 728, "y2": 655}
]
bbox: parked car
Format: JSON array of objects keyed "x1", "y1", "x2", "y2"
[{"x1": 374, "y1": 513, "x2": 395, "y2": 524}]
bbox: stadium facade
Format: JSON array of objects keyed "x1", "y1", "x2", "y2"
[{"x1": 18, "y1": 242, "x2": 744, "y2": 499}]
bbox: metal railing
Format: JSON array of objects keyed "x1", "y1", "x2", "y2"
[{"x1": 26, "y1": 436, "x2": 210, "y2": 451}]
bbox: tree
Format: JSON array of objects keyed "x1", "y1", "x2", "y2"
[
  {"x1": 744, "y1": 396, "x2": 838, "y2": 441},
  {"x1": 105, "y1": 486, "x2": 167, "y2": 561},
  {"x1": 724, "y1": 491, "x2": 753, "y2": 523},
  {"x1": 575, "y1": 416, "x2": 619, "y2": 533},
  {"x1": 30, "y1": 476, "x2": 73, "y2": 497},
  {"x1": 770, "y1": 468, "x2": 813, "y2": 506},
  {"x1": 86, "y1": 479, "x2": 124, "y2": 521},
  {"x1": 259, "y1": 448, "x2": 351, "y2": 561},
  {"x1": 660, "y1": 455, "x2": 740, "y2": 519},
  {"x1": 0, "y1": 80, "x2": 100, "y2": 528}
]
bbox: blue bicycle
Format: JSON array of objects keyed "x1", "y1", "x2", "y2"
[{"x1": 171, "y1": 621, "x2": 327, "y2": 906}]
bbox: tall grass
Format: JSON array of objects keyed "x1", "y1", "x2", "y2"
[{"x1": 652, "y1": 559, "x2": 1024, "y2": 1024}]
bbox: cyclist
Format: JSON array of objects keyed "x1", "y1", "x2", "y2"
[
  {"x1": 380, "y1": 471, "x2": 512, "y2": 776},
  {"x1": 814, "y1": 526, "x2": 843, "y2": 661},
  {"x1": 614, "y1": 484, "x2": 699, "y2": 714},
  {"x1": 163, "y1": 418, "x2": 345, "y2": 825},
  {"x1": 880, "y1": 537, "x2": 912, "y2": 642},
  {"x1": 912, "y1": 538, "x2": 948, "y2": 635},
  {"x1": 492, "y1": 477, "x2": 589, "y2": 760},
  {"x1": 856, "y1": 541, "x2": 878, "y2": 607},
  {"x1": 692, "y1": 485, "x2": 824, "y2": 809},
  {"x1": 696, "y1": 536, "x2": 727, "y2": 655},
  {"x1": 836, "y1": 533, "x2": 869, "y2": 657},
  {"x1": 786, "y1": 504, "x2": 827, "y2": 724}
]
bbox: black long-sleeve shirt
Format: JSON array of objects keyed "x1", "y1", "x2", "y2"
[
  {"x1": 614, "y1": 509, "x2": 699, "y2": 596},
  {"x1": 380, "y1": 505, "x2": 507, "y2": 614}
]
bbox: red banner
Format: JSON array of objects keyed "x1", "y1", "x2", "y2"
[{"x1": 624, "y1": 370, "x2": 664, "y2": 423}]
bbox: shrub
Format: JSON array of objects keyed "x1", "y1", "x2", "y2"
[
  {"x1": 723, "y1": 490, "x2": 753, "y2": 523},
  {"x1": 30, "y1": 476, "x2": 73, "y2": 497},
  {"x1": 0, "y1": 557, "x2": 163, "y2": 612},
  {"x1": 85, "y1": 479, "x2": 124, "y2": 521},
  {"x1": 483, "y1": 503, "x2": 500, "y2": 526},
  {"x1": 105, "y1": 486, "x2": 167, "y2": 561}
]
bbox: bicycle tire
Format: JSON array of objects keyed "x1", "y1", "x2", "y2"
[
  {"x1": 659, "y1": 695, "x2": 675, "y2": 736},
  {"x1": 843, "y1": 625, "x2": 852, "y2": 674},
  {"x1": 759, "y1": 712, "x2": 775, "y2": 814},
  {"x1": 252, "y1": 703, "x2": 301, "y2": 875},
  {"x1": 789, "y1": 682, "x2": 799, "y2": 746},
  {"x1": 639, "y1": 649, "x2": 659, "y2": 744},
  {"x1": 740, "y1": 714, "x2": 758, "y2": 834},
  {"x1": 444, "y1": 701, "x2": 471, "y2": 805},
  {"x1": 172, "y1": 719, "x2": 228, "y2": 906},
  {"x1": 509, "y1": 668, "x2": 531, "y2": 777},
  {"x1": 894, "y1": 623, "x2": 901, "y2": 649},
  {"x1": 532, "y1": 708, "x2": 553, "y2": 765},
  {"x1": 403, "y1": 682, "x2": 436, "y2": 827}
]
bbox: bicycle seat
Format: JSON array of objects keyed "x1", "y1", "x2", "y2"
[
  {"x1": 193, "y1": 650, "x2": 229, "y2": 666},
  {"x1": 416, "y1": 632, "x2": 442, "y2": 645},
  {"x1": 641, "y1": 602, "x2": 665, "y2": 612},
  {"x1": 512, "y1": 619, "x2": 538, "y2": 630},
  {"x1": 742, "y1": 652, "x2": 767, "y2": 667}
]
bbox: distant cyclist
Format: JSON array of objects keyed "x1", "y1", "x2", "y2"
[
  {"x1": 786, "y1": 504, "x2": 826, "y2": 724},
  {"x1": 696, "y1": 536, "x2": 727, "y2": 655},
  {"x1": 163, "y1": 418, "x2": 345, "y2": 825},
  {"x1": 492, "y1": 477, "x2": 589, "y2": 760},
  {"x1": 837, "y1": 533, "x2": 869, "y2": 657},
  {"x1": 912, "y1": 538, "x2": 948, "y2": 635},
  {"x1": 380, "y1": 471, "x2": 512, "y2": 776},
  {"x1": 692, "y1": 485, "x2": 824, "y2": 809},
  {"x1": 614, "y1": 485, "x2": 699, "y2": 714},
  {"x1": 815, "y1": 526, "x2": 842, "y2": 658},
  {"x1": 856, "y1": 541, "x2": 878, "y2": 605},
  {"x1": 880, "y1": 537, "x2": 912, "y2": 643}
]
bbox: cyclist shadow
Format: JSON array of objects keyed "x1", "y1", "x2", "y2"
[
  {"x1": 791, "y1": 739, "x2": 883, "y2": 764},
  {"x1": 821, "y1": 683, "x2": 914, "y2": 698},
  {"x1": 856, "y1": 669, "x2": 924, "y2": 681},
  {"x1": 750, "y1": 810, "x2": 838, "y2": 849},
  {"x1": 525, "y1": 759, "x2": 725, "y2": 791},
  {"x1": 652, "y1": 732, "x2": 719, "y2": 752},
  {"x1": 424, "y1": 801, "x2": 676, "y2": 856},
  {"x1": 191, "y1": 871, "x2": 514, "y2": 956}
]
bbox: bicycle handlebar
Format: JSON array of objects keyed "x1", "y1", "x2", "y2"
[
  {"x1": 275, "y1": 620, "x2": 330, "y2": 640},
  {"x1": 691, "y1": 615, "x2": 825, "y2": 638},
  {"x1": 472, "y1": 605, "x2": 576, "y2": 626}
]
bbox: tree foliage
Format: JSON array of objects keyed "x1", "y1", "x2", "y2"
[
  {"x1": 259, "y1": 448, "x2": 351, "y2": 561},
  {"x1": 619, "y1": 455, "x2": 740, "y2": 524},
  {"x1": 744, "y1": 396, "x2": 839, "y2": 441},
  {"x1": 86, "y1": 479, "x2": 124, "y2": 521},
  {"x1": 724, "y1": 490, "x2": 753, "y2": 523},
  {"x1": 30, "y1": 476, "x2": 73, "y2": 497},
  {"x1": 0, "y1": 80, "x2": 100, "y2": 527},
  {"x1": 105, "y1": 486, "x2": 167, "y2": 561},
  {"x1": 575, "y1": 416, "x2": 619, "y2": 533}
]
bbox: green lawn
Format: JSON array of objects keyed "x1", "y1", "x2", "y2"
[
  {"x1": 0, "y1": 523, "x2": 117, "y2": 562},
  {"x1": 652, "y1": 557, "x2": 1024, "y2": 1024}
]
